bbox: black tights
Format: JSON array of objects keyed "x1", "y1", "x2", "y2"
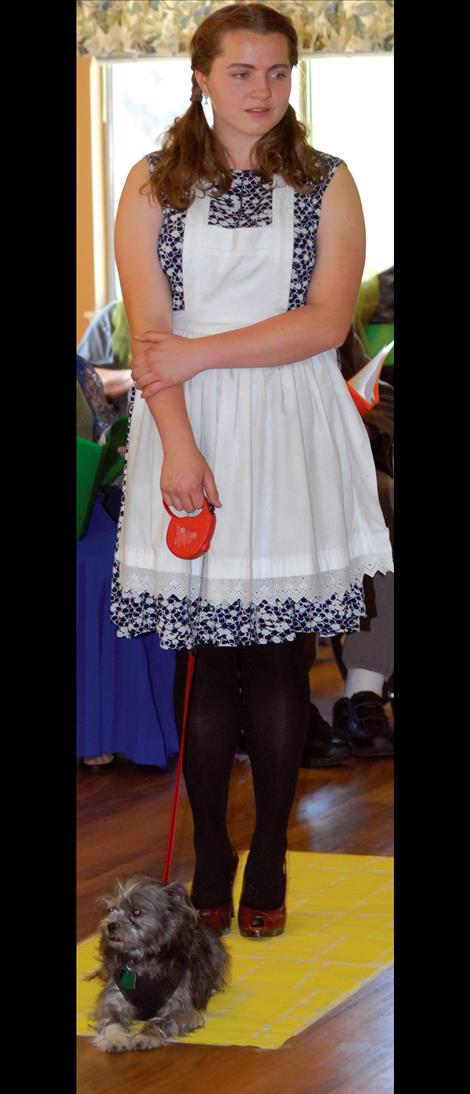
[{"x1": 173, "y1": 638, "x2": 310, "y2": 909}]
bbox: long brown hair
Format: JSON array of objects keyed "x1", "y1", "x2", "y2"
[{"x1": 144, "y1": 3, "x2": 324, "y2": 210}]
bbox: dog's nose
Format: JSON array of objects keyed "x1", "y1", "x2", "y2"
[{"x1": 107, "y1": 921, "x2": 118, "y2": 935}]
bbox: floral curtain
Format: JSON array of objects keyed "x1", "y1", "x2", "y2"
[{"x1": 77, "y1": 1, "x2": 394, "y2": 58}]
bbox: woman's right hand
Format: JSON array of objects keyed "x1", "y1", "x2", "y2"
[{"x1": 161, "y1": 442, "x2": 222, "y2": 514}]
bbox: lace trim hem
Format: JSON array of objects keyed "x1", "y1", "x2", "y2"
[
  {"x1": 115, "y1": 555, "x2": 392, "y2": 606},
  {"x1": 109, "y1": 557, "x2": 394, "y2": 648}
]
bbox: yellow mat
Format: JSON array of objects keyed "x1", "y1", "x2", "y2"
[{"x1": 77, "y1": 851, "x2": 393, "y2": 1050}]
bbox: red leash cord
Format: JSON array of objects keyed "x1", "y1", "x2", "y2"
[
  {"x1": 161, "y1": 650, "x2": 196, "y2": 883},
  {"x1": 160, "y1": 499, "x2": 216, "y2": 884}
]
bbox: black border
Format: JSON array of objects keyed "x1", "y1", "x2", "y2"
[{"x1": 10, "y1": 0, "x2": 77, "y2": 1077}]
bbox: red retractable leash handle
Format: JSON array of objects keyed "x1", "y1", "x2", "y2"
[
  {"x1": 162, "y1": 497, "x2": 216, "y2": 560},
  {"x1": 161, "y1": 498, "x2": 217, "y2": 884}
]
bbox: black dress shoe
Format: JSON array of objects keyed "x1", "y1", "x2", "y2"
[
  {"x1": 333, "y1": 691, "x2": 394, "y2": 757},
  {"x1": 301, "y1": 703, "x2": 350, "y2": 767}
]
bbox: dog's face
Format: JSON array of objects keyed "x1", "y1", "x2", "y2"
[{"x1": 98, "y1": 875, "x2": 197, "y2": 963}]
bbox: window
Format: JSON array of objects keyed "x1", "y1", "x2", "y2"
[{"x1": 304, "y1": 54, "x2": 393, "y2": 278}]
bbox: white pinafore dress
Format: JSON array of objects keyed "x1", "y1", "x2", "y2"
[{"x1": 111, "y1": 166, "x2": 393, "y2": 650}]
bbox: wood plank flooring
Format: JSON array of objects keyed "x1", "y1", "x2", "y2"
[{"x1": 77, "y1": 642, "x2": 394, "y2": 1092}]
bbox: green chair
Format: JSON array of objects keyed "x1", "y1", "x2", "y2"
[
  {"x1": 362, "y1": 323, "x2": 394, "y2": 364},
  {"x1": 76, "y1": 416, "x2": 128, "y2": 539}
]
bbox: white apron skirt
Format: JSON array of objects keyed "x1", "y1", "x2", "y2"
[{"x1": 111, "y1": 177, "x2": 393, "y2": 649}]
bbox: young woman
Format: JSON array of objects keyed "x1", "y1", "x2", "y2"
[{"x1": 111, "y1": 3, "x2": 393, "y2": 938}]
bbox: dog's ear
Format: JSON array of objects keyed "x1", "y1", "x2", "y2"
[
  {"x1": 95, "y1": 894, "x2": 112, "y2": 910},
  {"x1": 165, "y1": 882, "x2": 191, "y2": 904},
  {"x1": 95, "y1": 877, "x2": 122, "y2": 909},
  {"x1": 165, "y1": 883, "x2": 197, "y2": 917}
]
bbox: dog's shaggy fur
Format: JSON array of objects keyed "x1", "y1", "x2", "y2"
[{"x1": 92, "y1": 874, "x2": 229, "y2": 1052}]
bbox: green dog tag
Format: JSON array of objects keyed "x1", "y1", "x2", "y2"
[{"x1": 120, "y1": 967, "x2": 136, "y2": 989}]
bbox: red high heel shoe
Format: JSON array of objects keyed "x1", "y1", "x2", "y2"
[
  {"x1": 238, "y1": 902, "x2": 286, "y2": 938},
  {"x1": 238, "y1": 859, "x2": 287, "y2": 938},
  {"x1": 192, "y1": 851, "x2": 239, "y2": 936}
]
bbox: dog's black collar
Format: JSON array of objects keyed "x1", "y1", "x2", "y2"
[{"x1": 116, "y1": 967, "x2": 182, "y2": 1021}]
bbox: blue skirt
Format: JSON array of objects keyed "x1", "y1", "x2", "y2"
[{"x1": 77, "y1": 497, "x2": 179, "y2": 766}]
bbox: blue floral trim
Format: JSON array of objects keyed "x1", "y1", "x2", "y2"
[
  {"x1": 207, "y1": 171, "x2": 273, "y2": 229},
  {"x1": 157, "y1": 203, "x2": 187, "y2": 313},
  {"x1": 289, "y1": 154, "x2": 342, "y2": 308},
  {"x1": 110, "y1": 570, "x2": 366, "y2": 650}
]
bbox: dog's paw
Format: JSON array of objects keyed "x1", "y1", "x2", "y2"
[
  {"x1": 132, "y1": 1029, "x2": 165, "y2": 1051},
  {"x1": 175, "y1": 1012, "x2": 205, "y2": 1036},
  {"x1": 93, "y1": 1023, "x2": 132, "y2": 1053}
]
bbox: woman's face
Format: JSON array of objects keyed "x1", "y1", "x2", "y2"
[{"x1": 195, "y1": 30, "x2": 293, "y2": 152}]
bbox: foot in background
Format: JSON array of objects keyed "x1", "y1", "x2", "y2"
[
  {"x1": 81, "y1": 753, "x2": 116, "y2": 772},
  {"x1": 301, "y1": 702, "x2": 350, "y2": 768},
  {"x1": 333, "y1": 691, "x2": 394, "y2": 757}
]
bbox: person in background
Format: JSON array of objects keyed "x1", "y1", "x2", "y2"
[
  {"x1": 301, "y1": 315, "x2": 394, "y2": 767},
  {"x1": 76, "y1": 354, "x2": 179, "y2": 771},
  {"x1": 333, "y1": 321, "x2": 394, "y2": 758},
  {"x1": 78, "y1": 299, "x2": 133, "y2": 418},
  {"x1": 76, "y1": 353, "x2": 115, "y2": 443}
]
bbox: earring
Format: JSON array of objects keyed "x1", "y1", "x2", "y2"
[{"x1": 201, "y1": 91, "x2": 212, "y2": 125}]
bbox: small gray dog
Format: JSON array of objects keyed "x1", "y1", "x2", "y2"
[{"x1": 92, "y1": 874, "x2": 229, "y2": 1052}]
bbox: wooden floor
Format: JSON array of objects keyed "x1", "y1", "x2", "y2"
[{"x1": 77, "y1": 642, "x2": 394, "y2": 1093}]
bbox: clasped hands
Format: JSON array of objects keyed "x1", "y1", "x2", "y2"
[
  {"x1": 132, "y1": 331, "x2": 204, "y2": 398},
  {"x1": 132, "y1": 331, "x2": 222, "y2": 512}
]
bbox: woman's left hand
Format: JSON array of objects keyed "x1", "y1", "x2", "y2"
[{"x1": 131, "y1": 331, "x2": 202, "y2": 398}]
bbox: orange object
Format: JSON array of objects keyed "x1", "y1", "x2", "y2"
[
  {"x1": 346, "y1": 384, "x2": 377, "y2": 417},
  {"x1": 163, "y1": 498, "x2": 216, "y2": 559},
  {"x1": 346, "y1": 339, "x2": 394, "y2": 418}
]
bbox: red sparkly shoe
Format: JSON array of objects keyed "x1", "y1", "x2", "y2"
[
  {"x1": 238, "y1": 902, "x2": 286, "y2": 938},
  {"x1": 238, "y1": 858, "x2": 287, "y2": 938},
  {"x1": 192, "y1": 851, "x2": 239, "y2": 936}
]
